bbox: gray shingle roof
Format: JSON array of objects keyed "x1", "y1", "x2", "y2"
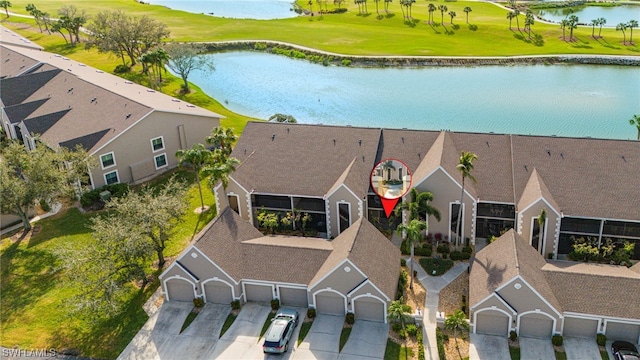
[{"x1": 517, "y1": 168, "x2": 560, "y2": 211}]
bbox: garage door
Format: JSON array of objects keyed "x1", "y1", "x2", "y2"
[
  {"x1": 475, "y1": 311, "x2": 509, "y2": 336},
  {"x1": 204, "y1": 281, "x2": 233, "y2": 304},
  {"x1": 166, "y1": 279, "x2": 194, "y2": 302},
  {"x1": 315, "y1": 292, "x2": 346, "y2": 315},
  {"x1": 245, "y1": 284, "x2": 273, "y2": 302},
  {"x1": 563, "y1": 317, "x2": 598, "y2": 338},
  {"x1": 280, "y1": 287, "x2": 308, "y2": 307},
  {"x1": 519, "y1": 313, "x2": 553, "y2": 339},
  {"x1": 605, "y1": 322, "x2": 640, "y2": 343},
  {"x1": 354, "y1": 297, "x2": 385, "y2": 322}
]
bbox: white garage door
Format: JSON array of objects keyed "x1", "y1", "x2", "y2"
[
  {"x1": 315, "y1": 293, "x2": 346, "y2": 315},
  {"x1": 354, "y1": 297, "x2": 385, "y2": 322},
  {"x1": 280, "y1": 287, "x2": 308, "y2": 307},
  {"x1": 245, "y1": 284, "x2": 273, "y2": 302},
  {"x1": 563, "y1": 317, "x2": 598, "y2": 338},
  {"x1": 204, "y1": 282, "x2": 233, "y2": 304},
  {"x1": 606, "y1": 322, "x2": 640, "y2": 344},
  {"x1": 475, "y1": 311, "x2": 509, "y2": 336},
  {"x1": 519, "y1": 313, "x2": 553, "y2": 339},
  {"x1": 166, "y1": 279, "x2": 194, "y2": 302}
]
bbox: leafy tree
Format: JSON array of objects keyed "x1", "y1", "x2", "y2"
[
  {"x1": 269, "y1": 113, "x2": 298, "y2": 123},
  {"x1": 176, "y1": 143, "x2": 213, "y2": 212},
  {"x1": 86, "y1": 10, "x2": 170, "y2": 66},
  {"x1": 428, "y1": 3, "x2": 436, "y2": 24},
  {"x1": 205, "y1": 127, "x2": 240, "y2": 190},
  {"x1": 0, "y1": 1, "x2": 11, "y2": 18},
  {"x1": 628, "y1": 20, "x2": 638, "y2": 45},
  {"x1": 26, "y1": 4, "x2": 50, "y2": 33},
  {"x1": 139, "y1": 48, "x2": 169, "y2": 90},
  {"x1": 448, "y1": 10, "x2": 456, "y2": 24},
  {"x1": 567, "y1": 15, "x2": 578, "y2": 42},
  {"x1": 463, "y1": 6, "x2": 472, "y2": 24},
  {"x1": 597, "y1": 17, "x2": 606, "y2": 38},
  {"x1": 206, "y1": 126, "x2": 237, "y2": 160},
  {"x1": 617, "y1": 22, "x2": 628, "y2": 45},
  {"x1": 444, "y1": 310, "x2": 470, "y2": 358},
  {"x1": 0, "y1": 142, "x2": 92, "y2": 231},
  {"x1": 513, "y1": 9, "x2": 521, "y2": 31},
  {"x1": 281, "y1": 208, "x2": 312, "y2": 236},
  {"x1": 455, "y1": 151, "x2": 478, "y2": 248},
  {"x1": 384, "y1": 0, "x2": 392, "y2": 13},
  {"x1": 164, "y1": 43, "x2": 214, "y2": 94},
  {"x1": 438, "y1": 5, "x2": 447, "y2": 25},
  {"x1": 387, "y1": 298, "x2": 412, "y2": 330},
  {"x1": 54, "y1": 5, "x2": 87, "y2": 45},
  {"x1": 629, "y1": 114, "x2": 640, "y2": 140},
  {"x1": 397, "y1": 219, "x2": 426, "y2": 291}
]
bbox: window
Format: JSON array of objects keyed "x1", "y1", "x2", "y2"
[
  {"x1": 104, "y1": 171, "x2": 119, "y2": 185},
  {"x1": 253, "y1": 194, "x2": 291, "y2": 210},
  {"x1": 100, "y1": 152, "x2": 115, "y2": 169},
  {"x1": 228, "y1": 195, "x2": 240, "y2": 214},
  {"x1": 151, "y1": 136, "x2": 164, "y2": 152},
  {"x1": 154, "y1": 153, "x2": 168, "y2": 169}
]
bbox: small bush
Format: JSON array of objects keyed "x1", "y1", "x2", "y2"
[
  {"x1": 399, "y1": 269, "x2": 408, "y2": 289},
  {"x1": 80, "y1": 183, "x2": 130, "y2": 207},
  {"x1": 437, "y1": 245, "x2": 450, "y2": 254},
  {"x1": 400, "y1": 258, "x2": 407, "y2": 267},
  {"x1": 442, "y1": 252, "x2": 449, "y2": 259},
  {"x1": 548, "y1": 252, "x2": 554, "y2": 259},
  {"x1": 341, "y1": 59, "x2": 351, "y2": 66},
  {"x1": 392, "y1": 322, "x2": 402, "y2": 332},
  {"x1": 406, "y1": 324, "x2": 418, "y2": 337},
  {"x1": 193, "y1": 297, "x2": 204, "y2": 308},
  {"x1": 307, "y1": 307, "x2": 316, "y2": 319},
  {"x1": 510, "y1": 330, "x2": 518, "y2": 341},
  {"x1": 230, "y1": 300, "x2": 241, "y2": 310},
  {"x1": 461, "y1": 245, "x2": 473, "y2": 254},
  {"x1": 435, "y1": 328, "x2": 446, "y2": 360},
  {"x1": 415, "y1": 246, "x2": 432, "y2": 257},
  {"x1": 450, "y1": 251, "x2": 463, "y2": 260},
  {"x1": 400, "y1": 239, "x2": 410, "y2": 255},
  {"x1": 397, "y1": 328, "x2": 407, "y2": 339},
  {"x1": 441, "y1": 332, "x2": 449, "y2": 342},
  {"x1": 596, "y1": 333, "x2": 606, "y2": 346},
  {"x1": 254, "y1": 42, "x2": 267, "y2": 50},
  {"x1": 417, "y1": 326, "x2": 425, "y2": 360},
  {"x1": 39, "y1": 199, "x2": 51, "y2": 212},
  {"x1": 114, "y1": 64, "x2": 131, "y2": 74},
  {"x1": 345, "y1": 312, "x2": 355, "y2": 325},
  {"x1": 271, "y1": 299, "x2": 280, "y2": 310},
  {"x1": 552, "y1": 335, "x2": 563, "y2": 346}
]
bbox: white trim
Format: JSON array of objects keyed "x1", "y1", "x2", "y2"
[
  {"x1": 150, "y1": 136, "x2": 165, "y2": 153},
  {"x1": 154, "y1": 153, "x2": 168, "y2": 170},
  {"x1": 91, "y1": 110, "x2": 154, "y2": 155},
  {"x1": 201, "y1": 278, "x2": 236, "y2": 303},
  {"x1": 559, "y1": 214, "x2": 640, "y2": 224},
  {"x1": 351, "y1": 293, "x2": 388, "y2": 323},
  {"x1": 103, "y1": 170, "x2": 119, "y2": 185},
  {"x1": 519, "y1": 197, "x2": 560, "y2": 217},
  {"x1": 326, "y1": 183, "x2": 359, "y2": 201},
  {"x1": 473, "y1": 306, "x2": 514, "y2": 336},
  {"x1": 312, "y1": 288, "x2": 348, "y2": 314},
  {"x1": 325, "y1": 198, "x2": 331, "y2": 236},
  {"x1": 160, "y1": 260, "x2": 199, "y2": 283},
  {"x1": 99, "y1": 151, "x2": 116, "y2": 170},
  {"x1": 517, "y1": 309, "x2": 557, "y2": 336},
  {"x1": 227, "y1": 193, "x2": 242, "y2": 217},
  {"x1": 242, "y1": 281, "x2": 275, "y2": 303},
  {"x1": 309, "y1": 259, "x2": 364, "y2": 291},
  {"x1": 414, "y1": 166, "x2": 476, "y2": 201},
  {"x1": 563, "y1": 312, "x2": 640, "y2": 324},
  {"x1": 337, "y1": 201, "x2": 352, "y2": 234},
  {"x1": 163, "y1": 275, "x2": 197, "y2": 302},
  {"x1": 470, "y1": 292, "x2": 517, "y2": 315},
  {"x1": 252, "y1": 191, "x2": 324, "y2": 199},
  {"x1": 478, "y1": 200, "x2": 516, "y2": 206},
  {"x1": 560, "y1": 313, "x2": 602, "y2": 335},
  {"x1": 513, "y1": 276, "x2": 563, "y2": 318},
  {"x1": 190, "y1": 246, "x2": 240, "y2": 285}
]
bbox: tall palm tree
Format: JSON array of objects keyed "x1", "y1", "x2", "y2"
[
  {"x1": 203, "y1": 154, "x2": 240, "y2": 191},
  {"x1": 628, "y1": 20, "x2": 638, "y2": 45},
  {"x1": 428, "y1": 3, "x2": 436, "y2": 24},
  {"x1": 395, "y1": 188, "x2": 441, "y2": 232},
  {"x1": 597, "y1": 17, "x2": 606, "y2": 38},
  {"x1": 617, "y1": 22, "x2": 628, "y2": 45},
  {"x1": 514, "y1": 9, "x2": 521, "y2": 30},
  {"x1": 525, "y1": 10, "x2": 534, "y2": 39},
  {"x1": 384, "y1": 0, "x2": 392, "y2": 13},
  {"x1": 567, "y1": 15, "x2": 579, "y2": 41},
  {"x1": 463, "y1": 6, "x2": 472, "y2": 24},
  {"x1": 176, "y1": 143, "x2": 212, "y2": 212},
  {"x1": 387, "y1": 298, "x2": 412, "y2": 330},
  {"x1": 507, "y1": 11, "x2": 515, "y2": 30},
  {"x1": 397, "y1": 219, "x2": 426, "y2": 291},
  {"x1": 206, "y1": 127, "x2": 237, "y2": 159},
  {"x1": 560, "y1": 19, "x2": 569, "y2": 40},
  {"x1": 448, "y1": 11, "x2": 456, "y2": 24},
  {"x1": 629, "y1": 114, "x2": 640, "y2": 140},
  {"x1": 590, "y1": 18, "x2": 598, "y2": 38},
  {"x1": 438, "y1": 5, "x2": 447, "y2": 25},
  {"x1": 455, "y1": 151, "x2": 478, "y2": 248},
  {"x1": 444, "y1": 310, "x2": 470, "y2": 359}
]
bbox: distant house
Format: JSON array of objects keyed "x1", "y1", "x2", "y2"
[
  {"x1": 159, "y1": 207, "x2": 400, "y2": 322},
  {"x1": 0, "y1": 33, "x2": 222, "y2": 189},
  {"x1": 215, "y1": 121, "x2": 640, "y2": 260},
  {"x1": 470, "y1": 230, "x2": 640, "y2": 344}
]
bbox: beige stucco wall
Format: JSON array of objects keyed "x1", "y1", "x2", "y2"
[
  {"x1": 414, "y1": 168, "x2": 475, "y2": 243},
  {"x1": 309, "y1": 260, "x2": 366, "y2": 303},
  {"x1": 471, "y1": 294, "x2": 514, "y2": 318},
  {"x1": 498, "y1": 278, "x2": 562, "y2": 333},
  {"x1": 327, "y1": 186, "x2": 362, "y2": 238},
  {"x1": 90, "y1": 111, "x2": 219, "y2": 188},
  {"x1": 215, "y1": 179, "x2": 251, "y2": 223},
  {"x1": 348, "y1": 281, "x2": 387, "y2": 302},
  {"x1": 517, "y1": 199, "x2": 560, "y2": 258}
]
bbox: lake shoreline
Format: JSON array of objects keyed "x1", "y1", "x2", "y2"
[{"x1": 204, "y1": 40, "x2": 640, "y2": 67}]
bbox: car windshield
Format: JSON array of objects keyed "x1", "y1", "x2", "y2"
[{"x1": 264, "y1": 321, "x2": 288, "y2": 342}]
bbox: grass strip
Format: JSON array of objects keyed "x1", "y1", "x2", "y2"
[
  {"x1": 297, "y1": 321, "x2": 313, "y2": 346},
  {"x1": 259, "y1": 311, "x2": 276, "y2": 339},
  {"x1": 180, "y1": 310, "x2": 199, "y2": 333},
  {"x1": 509, "y1": 346, "x2": 521, "y2": 360},
  {"x1": 339, "y1": 327, "x2": 352, "y2": 352},
  {"x1": 600, "y1": 349, "x2": 610, "y2": 360},
  {"x1": 555, "y1": 350, "x2": 567, "y2": 360},
  {"x1": 219, "y1": 313, "x2": 238, "y2": 338},
  {"x1": 436, "y1": 327, "x2": 447, "y2": 360},
  {"x1": 384, "y1": 339, "x2": 415, "y2": 360}
]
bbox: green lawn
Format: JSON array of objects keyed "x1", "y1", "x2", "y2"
[
  {"x1": 0, "y1": 170, "x2": 216, "y2": 358},
  {"x1": 555, "y1": 350, "x2": 567, "y2": 360},
  {"x1": 180, "y1": 310, "x2": 199, "y2": 334},
  {"x1": 601, "y1": 349, "x2": 610, "y2": 360},
  {"x1": 509, "y1": 345, "x2": 521, "y2": 360},
  {"x1": 339, "y1": 327, "x2": 352, "y2": 352},
  {"x1": 384, "y1": 339, "x2": 414, "y2": 360},
  {"x1": 260, "y1": 311, "x2": 276, "y2": 339},
  {"x1": 419, "y1": 257, "x2": 454, "y2": 276},
  {"x1": 3, "y1": 0, "x2": 638, "y2": 56},
  {"x1": 219, "y1": 313, "x2": 238, "y2": 338},
  {"x1": 297, "y1": 321, "x2": 313, "y2": 345}
]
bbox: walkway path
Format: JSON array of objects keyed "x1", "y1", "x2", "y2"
[
  {"x1": 0, "y1": 202, "x2": 63, "y2": 236},
  {"x1": 406, "y1": 257, "x2": 469, "y2": 360}
]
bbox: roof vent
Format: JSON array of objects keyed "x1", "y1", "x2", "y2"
[
  {"x1": 560, "y1": 153, "x2": 564, "y2": 159},
  {"x1": 418, "y1": 153, "x2": 421, "y2": 159},
  {"x1": 186, "y1": 104, "x2": 195, "y2": 108},
  {"x1": 272, "y1": 134, "x2": 276, "y2": 141},
  {"x1": 362, "y1": 156, "x2": 365, "y2": 162},
  {"x1": 96, "y1": 70, "x2": 104, "y2": 73},
  {"x1": 79, "y1": 64, "x2": 86, "y2": 67},
  {"x1": 126, "y1": 113, "x2": 131, "y2": 119},
  {"x1": 125, "y1": 81, "x2": 133, "y2": 84},
  {"x1": 67, "y1": 88, "x2": 73, "y2": 93},
  {"x1": 90, "y1": 97, "x2": 97, "y2": 103},
  {"x1": 147, "y1": 89, "x2": 155, "y2": 93},
  {"x1": 333, "y1": 139, "x2": 336, "y2": 145},
  {"x1": 621, "y1": 155, "x2": 626, "y2": 162},
  {"x1": 244, "y1": 149, "x2": 247, "y2": 155},
  {"x1": 546, "y1": 148, "x2": 551, "y2": 156},
  {"x1": 401, "y1": 137, "x2": 405, "y2": 144},
  {"x1": 524, "y1": 165, "x2": 528, "y2": 171},
  {"x1": 171, "y1": 99, "x2": 180, "y2": 102},
  {"x1": 358, "y1": 140, "x2": 362, "y2": 146},
  {"x1": 486, "y1": 141, "x2": 490, "y2": 147}
]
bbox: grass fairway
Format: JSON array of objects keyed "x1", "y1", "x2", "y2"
[
  {"x1": 0, "y1": 171, "x2": 216, "y2": 358},
  {"x1": 3, "y1": 0, "x2": 639, "y2": 56}
]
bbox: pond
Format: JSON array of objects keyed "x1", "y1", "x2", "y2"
[
  {"x1": 146, "y1": 0, "x2": 298, "y2": 20},
  {"x1": 186, "y1": 52, "x2": 640, "y2": 140},
  {"x1": 533, "y1": 5, "x2": 639, "y2": 26}
]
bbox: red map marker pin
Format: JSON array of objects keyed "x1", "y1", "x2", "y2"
[{"x1": 370, "y1": 158, "x2": 413, "y2": 218}]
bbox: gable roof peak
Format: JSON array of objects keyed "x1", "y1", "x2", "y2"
[{"x1": 517, "y1": 168, "x2": 560, "y2": 212}]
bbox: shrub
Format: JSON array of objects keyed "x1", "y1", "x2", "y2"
[
  {"x1": 400, "y1": 239, "x2": 410, "y2": 255},
  {"x1": 307, "y1": 307, "x2": 316, "y2": 319},
  {"x1": 434, "y1": 233, "x2": 443, "y2": 241},
  {"x1": 442, "y1": 252, "x2": 449, "y2": 259},
  {"x1": 415, "y1": 246, "x2": 432, "y2": 257},
  {"x1": 450, "y1": 251, "x2": 463, "y2": 260},
  {"x1": 437, "y1": 245, "x2": 450, "y2": 254},
  {"x1": 193, "y1": 297, "x2": 204, "y2": 308},
  {"x1": 80, "y1": 183, "x2": 130, "y2": 207},
  {"x1": 114, "y1": 64, "x2": 130, "y2": 74},
  {"x1": 509, "y1": 330, "x2": 518, "y2": 341},
  {"x1": 406, "y1": 324, "x2": 418, "y2": 337},
  {"x1": 271, "y1": 299, "x2": 280, "y2": 311},
  {"x1": 461, "y1": 245, "x2": 473, "y2": 255},
  {"x1": 392, "y1": 322, "x2": 402, "y2": 332},
  {"x1": 596, "y1": 334, "x2": 606, "y2": 346},
  {"x1": 417, "y1": 326, "x2": 425, "y2": 360},
  {"x1": 552, "y1": 335, "x2": 563, "y2": 346},
  {"x1": 230, "y1": 300, "x2": 241, "y2": 310},
  {"x1": 39, "y1": 199, "x2": 51, "y2": 212},
  {"x1": 254, "y1": 42, "x2": 267, "y2": 50},
  {"x1": 435, "y1": 328, "x2": 447, "y2": 360},
  {"x1": 397, "y1": 328, "x2": 407, "y2": 339},
  {"x1": 400, "y1": 258, "x2": 407, "y2": 267},
  {"x1": 345, "y1": 312, "x2": 355, "y2": 325},
  {"x1": 461, "y1": 251, "x2": 471, "y2": 260},
  {"x1": 548, "y1": 253, "x2": 554, "y2": 259},
  {"x1": 341, "y1": 59, "x2": 351, "y2": 66}
]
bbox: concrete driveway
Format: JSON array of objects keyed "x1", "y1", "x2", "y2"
[
  {"x1": 564, "y1": 337, "x2": 601, "y2": 360},
  {"x1": 469, "y1": 334, "x2": 511, "y2": 360},
  {"x1": 118, "y1": 301, "x2": 230, "y2": 360},
  {"x1": 519, "y1": 337, "x2": 555, "y2": 360},
  {"x1": 338, "y1": 320, "x2": 389, "y2": 360},
  {"x1": 295, "y1": 314, "x2": 344, "y2": 360},
  {"x1": 210, "y1": 302, "x2": 272, "y2": 360}
]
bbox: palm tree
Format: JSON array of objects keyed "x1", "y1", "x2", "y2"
[
  {"x1": 628, "y1": 20, "x2": 638, "y2": 45},
  {"x1": 597, "y1": 17, "x2": 606, "y2": 38},
  {"x1": 463, "y1": 6, "x2": 472, "y2": 24},
  {"x1": 629, "y1": 114, "x2": 640, "y2": 140},
  {"x1": 176, "y1": 143, "x2": 212, "y2": 212},
  {"x1": 428, "y1": 3, "x2": 436, "y2": 24},
  {"x1": 537, "y1": 208, "x2": 547, "y2": 254},
  {"x1": 0, "y1": 1, "x2": 11, "y2": 18},
  {"x1": 444, "y1": 310, "x2": 470, "y2": 359},
  {"x1": 590, "y1": 18, "x2": 598, "y2": 38},
  {"x1": 560, "y1": 19, "x2": 569, "y2": 41},
  {"x1": 567, "y1": 15, "x2": 579, "y2": 41},
  {"x1": 438, "y1": 4, "x2": 447, "y2": 25},
  {"x1": 617, "y1": 22, "x2": 628, "y2": 45},
  {"x1": 387, "y1": 298, "x2": 412, "y2": 330},
  {"x1": 448, "y1": 11, "x2": 456, "y2": 24},
  {"x1": 507, "y1": 11, "x2": 515, "y2": 30},
  {"x1": 455, "y1": 151, "x2": 478, "y2": 248},
  {"x1": 525, "y1": 10, "x2": 534, "y2": 39},
  {"x1": 397, "y1": 219, "x2": 426, "y2": 291},
  {"x1": 394, "y1": 188, "x2": 441, "y2": 232},
  {"x1": 384, "y1": 0, "x2": 392, "y2": 13},
  {"x1": 203, "y1": 154, "x2": 240, "y2": 191},
  {"x1": 514, "y1": 9, "x2": 521, "y2": 30},
  {"x1": 206, "y1": 127, "x2": 237, "y2": 159}
]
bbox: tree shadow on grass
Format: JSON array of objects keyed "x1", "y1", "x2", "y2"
[
  {"x1": 385, "y1": 13, "x2": 396, "y2": 19},
  {"x1": 404, "y1": 18, "x2": 420, "y2": 27},
  {"x1": 468, "y1": 24, "x2": 478, "y2": 31},
  {"x1": 429, "y1": 23, "x2": 442, "y2": 34}
]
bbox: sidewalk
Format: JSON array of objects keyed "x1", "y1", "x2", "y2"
[
  {"x1": 407, "y1": 257, "x2": 469, "y2": 360},
  {"x1": 0, "y1": 202, "x2": 63, "y2": 236}
]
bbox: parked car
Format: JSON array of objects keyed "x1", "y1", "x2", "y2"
[
  {"x1": 612, "y1": 341, "x2": 640, "y2": 360},
  {"x1": 263, "y1": 308, "x2": 299, "y2": 354}
]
